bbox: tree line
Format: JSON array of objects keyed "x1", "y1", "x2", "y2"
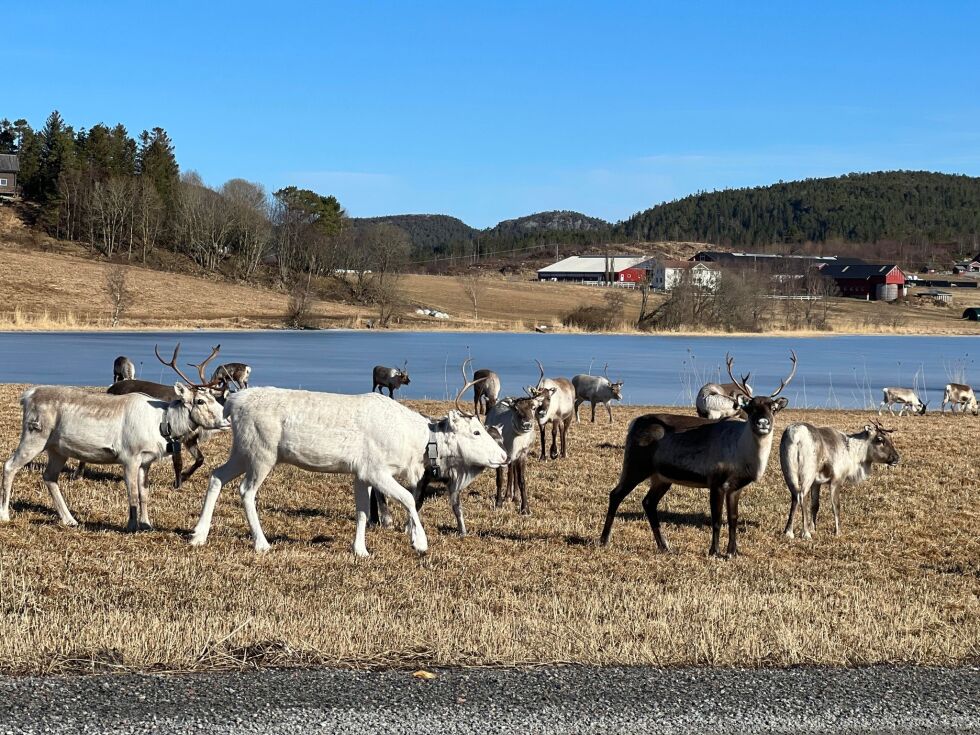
[
  {"x1": 0, "y1": 111, "x2": 411, "y2": 316},
  {"x1": 615, "y1": 171, "x2": 980, "y2": 259}
]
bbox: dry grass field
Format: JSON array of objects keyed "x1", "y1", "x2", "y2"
[{"x1": 0, "y1": 384, "x2": 977, "y2": 675}]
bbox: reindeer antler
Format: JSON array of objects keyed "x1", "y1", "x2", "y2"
[
  {"x1": 156, "y1": 343, "x2": 207, "y2": 387},
  {"x1": 535, "y1": 359, "x2": 545, "y2": 384},
  {"x1": 770, "y1": 350, "x2": 798, "y2": 398},
  {"x1": 603, "y1": 363, "x2": 610, "y2": 381},
  {"x1": 871, "y1": 418, "x2": 896, "y2": 434},
  {"x1": 725, "y1": 353, "x2": 753, "y2": 398},
  {"x1": 461, "y1": 357, "x2": 473, "y2": 383},
  {"x1": 186, "y1": 344, "x2": 222, "y2": 385}
]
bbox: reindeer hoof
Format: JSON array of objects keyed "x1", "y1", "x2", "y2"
[
  {"x1": 352, "y1": 546, "x2": 371, "y2": 558},
  {"x1": 137, "y1": 522, "x2": 154, "y2": 532},
  {"x1": 254, "y1": 540, "x2": 271, "y2": 553},
  {"x1": 784, "y1": 530, "x2": 795, "y2": 540},
  {"x1": 188, "y1": 535, "x2": 208, "y2": 547},
  {"x1": 802, "y1": 531, "x2": 813, "y2": 541},
  {"x1": 519, "y1": 508, "x2": 532, "y2": 516}
]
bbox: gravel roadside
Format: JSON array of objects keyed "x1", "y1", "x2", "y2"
[{"x1": 0, "y1": 665, "x2": 977, "y2": 734}]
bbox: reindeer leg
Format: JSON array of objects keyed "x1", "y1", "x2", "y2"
[
  {"x1": 240, "y1": 463, "x2": 274, "y2": 553},
  {"x1": 517, "y1": 458, "x2": 530, "y2": 515},
  {"x1": 353, "y1": 479, "x2": 372, "y2": 557},
  {"x1": 559, "y1": 417, "x2": 571, "y2": 459},
  {"x1": 783, "y1": 490, "x2": 800, "y2": 539},
  {"x1": 180, "y1": 436, "x2": 206, "y2": 485},
  {"x1": 123, "y1": 461, "x2": 142, "y2": 533},
  {"x1": 642, "y1": 479, "x2": 672, "y2": 552},
  {"x1": 190, "y1": 452, "x2": 248, "y2": 547},
  {"x1": 725, "y1": 488, "x2": 745, "y2": 558},
  {"x1": 137, "y1": 461, "x2": 153, "y2": 530},
  {"x1": 590, "y1": 402, "x2": 596, "y2": 423},
  {"x1": 495, "y1": 466, "x2": 506, "y2": 508},
  {"x1": 574, "y1": 398, "x2": 582, "y2": 422},
  {"x1": 829, "y1": 481, "x2": 843, "y2": 536},
  {"x1": 606, "y1": 402, "x2": 613, "y2": 424},
  {"x1": 810, "y1": 483, "x2": 822, "y2": 528},
  {"x1": 600, "y1": 459, "x2": 651, "y2": 546},
  {"x1": 549, "y1": 421, "x2": 559, "y2": 460},
  {"x1": 43, "y1": 451, "x2": 77, "y2": 527},
  {"x1": 171, "y1": 445, "x2": 183, "y2": 489},
  {"x1": 2, "y1": 432, "x2": 50, "y2": 523},
  {"x1": 708, "y1": 485, "x2": 725, "y2": 557}
]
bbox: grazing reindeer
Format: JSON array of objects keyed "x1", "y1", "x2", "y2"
[
  {"x1": 113, "y1": 355, "x2": 136, "y2": 383},
  {"x1": 535, "y1": 359, "x2": 575, "y2": 460},
  {"x1": 878, "y1": 387, "x2": 927, "y2": 416},
  {"x1": 941, "y1": 383, "x2": 978, "y2": 415},
  {"x1": 372, "y1": 361, "x2": 410, "y2": 397},
  {"x1": 600, "y1": 351, "x2": 797, "y2": 557},
  {"x1": 696, "y1": 373, "x2": 753, "y2": 420},
  {"x1": 572, "y1": 364, "x2": 623, "y2": 423},
  {"x1": 463, "y1": 358, "x2": 501, "y2": 417},
  {"x1": 486, "y1": 385, "x2": 554, "y2": 516},
  {"x1": 188, "y1": 374, "x2": 507, "y2": 556},
  {"x1": 211, "y1": 361, "x2": 252, "y2": 389},
  {"x1": 780, "y1": 419, "x2": 899, "y2": 539},
  {"x1": 1, "y1": 345, "x2": 228, "y2": 531}
]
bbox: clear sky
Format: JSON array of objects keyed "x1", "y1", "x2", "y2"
[{"x1": 7, "y1": 1, "x2": 980, "y2": 228}]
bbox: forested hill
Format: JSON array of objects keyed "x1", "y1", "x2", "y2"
[
  {"x1": 351, "y1": 214, "x2": 477, "y2": 254},
  {"x1": 482, "y1": 210, "x2": 609, "y2": 239},
  {"x1": 616, "y1": 172, "x2": 980, "y2": 247},
  {"x1": 353, "y1": 210, "x2": 611, "y2": 258}
]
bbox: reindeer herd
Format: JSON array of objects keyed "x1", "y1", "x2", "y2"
[{"x1": 0, "y1": 344, "x2": 974, "y2": 559}]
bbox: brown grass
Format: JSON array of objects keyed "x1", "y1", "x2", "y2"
[{"x1": 0, "y1": 384, "x2": 976, "y2": 674}]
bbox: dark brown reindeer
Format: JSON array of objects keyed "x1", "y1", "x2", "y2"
[
  {"x1": 76, "y1": 346, "x2": 229, "y2": 489},
  {"x1": 210, "y1": 362, "x2": 251, "y2": 389},
  {"x1": 113, "y1": 356, "x2": 136, "y2": 383},
  {"x1": 372, "y1": 361, "x2": 410, "y2": 397},
  {"x1": 463, "y1": 358, "x2": 501, "y2": 417},
  {"x1": 600, "y1": 351, "x2": 797, "y2": 558}
]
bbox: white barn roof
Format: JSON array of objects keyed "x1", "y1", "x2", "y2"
[{"x1": 537, "y1": 255, "x2": 650, "y2": 275}]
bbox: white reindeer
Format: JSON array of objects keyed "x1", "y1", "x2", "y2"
[
  {"x1": 188, "y1": 378, "x2": 508, "y2": 557},
  {"x1": 780, "y1": 420, "x2": 900, "y2": 539},
  {"x1": 1, "y1": 345, "x2": 228, "y2": 531},
  {"x1": 878, "y1": 387, "x2": 927, "y2": 416},
  {"x1": 572, "y1": 364, "x2": 623, "y2": 423}
]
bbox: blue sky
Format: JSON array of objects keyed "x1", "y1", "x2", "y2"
[{"x1": 7, "y1": 2, "x2": 980, "y2": 227}]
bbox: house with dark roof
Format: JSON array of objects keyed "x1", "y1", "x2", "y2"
[
  {"x1": 818, "y1": 263, "x2": 906, "y2": 301},
  {"x1": 692, "y1": 251, "x2": 866, "y2": 269},
  {"x1": 0, "y1": 154, "x2": 19, "y2": 197}
]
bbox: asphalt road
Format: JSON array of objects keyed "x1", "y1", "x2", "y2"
[{"x1": 0, "y1": 665, "x2": 977, "y2": 734}]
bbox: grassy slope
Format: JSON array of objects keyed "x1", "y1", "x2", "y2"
[{"x1": 0, "y1": 388, "x2": 976, "y2": 673}]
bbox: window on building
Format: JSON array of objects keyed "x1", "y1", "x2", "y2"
[{"x1": 0, "y1": 179, "x2": 7, "y2": 186}]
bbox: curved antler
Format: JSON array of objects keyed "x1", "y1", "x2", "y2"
[
  {"x1": 603, "y1": 363, "x2": 610, "y2": 381},
  {"x1": 186, "y1": 344, "x2": 221, "y2": 385},
  {"x1": 461, "y1": 357, "x2": 473, "y2": 383},
  {"x1": 156, "y1": 343, "x2": 204, "y2": 387},
  {"x1": 535, "y1": 359, "x2": 545, "y2": 385},
  {"x1": 454, "y1": 377, "x2": 487, "y2": 417},
  {"x1": 724, "y1": 353, "x2": 753, "y2": 398},
  {"x1": 770, "y1": 350, "x2": 798, "y2": 398},
  {"x1": 871, "y1": 418, "x2": 896, "y2": 434}
]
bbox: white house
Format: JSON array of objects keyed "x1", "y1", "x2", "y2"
[{"x1": 651, "y1": 260, "x2": 721, "y2": 292}]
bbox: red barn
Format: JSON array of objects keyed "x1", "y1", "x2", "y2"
[{"x1": 819, "y1": 263, "x2": 906, "y2": 301}]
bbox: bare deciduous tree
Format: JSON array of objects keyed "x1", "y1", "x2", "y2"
[
  {"x1": 104, "y1": 265, "x2": 131, "y2": 326},
  {"x1": 178, "y1": 173, "x2": 234, "y2": 271},
  {"x1": 460, "y1": 272, "x2": 488, "y2": 320},
  {"x1": 222, "y1": 178, "x2": 270, "y2": 282}
]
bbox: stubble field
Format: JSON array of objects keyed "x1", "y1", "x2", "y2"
[{"x1": 0, "y1": 384, "x2": 976, "y2": 674}]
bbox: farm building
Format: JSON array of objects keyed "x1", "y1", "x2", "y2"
[
  {"x1": 691, "y1": 251, "x2": 865, "y2": 272},
  {"x1": 536, "y1": 255, "x2": 651, "y2": 284},
  {"x1": 0, "y1": 154, "x2": 18, "y2": 198},
  {"x1": 650, "y1": 259, "x2": 721, "y2": 292},
  {"x1": 914, "y1": 289, "x2": 953, "y2": 305},
  {"x1": 818, "y1": 263, "x2": 906, "y2": 301}
]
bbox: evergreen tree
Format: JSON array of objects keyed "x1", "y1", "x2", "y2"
[{"x1": 137, "y1": 127, "x2": 180, "y2": 215}]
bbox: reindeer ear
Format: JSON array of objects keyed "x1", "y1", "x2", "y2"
[
  {"x1": 773, "y1": 397, "x2": 788, "y2": 411},
  {"x1": 864, "y1": 423, "x2": 874, "y2": 434},
  {"x1": 174, "y1": 382, "x2": 192, "y2": 402}
]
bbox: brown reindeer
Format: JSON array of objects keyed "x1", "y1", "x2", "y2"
[{"x1": 600, "y1": 351, "x2": 797, "y2": 557}]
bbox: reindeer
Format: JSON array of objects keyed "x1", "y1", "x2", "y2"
[
  {"x1": 572, "y1": 364, "x2": 623, "y2": 423},
  {"x1": 535, "y1": 359, "x2": 575, "y2": 460},
  {"x1": 780, "y1": 419, "x2": 900, "y2": 539},
  {"x1": 485, "y1": 385, "x2": 554, "y2": 516},
  {"x1": 696, "y1": 372, "x2": 753, "y2": 420},
  {"x1": 74, "y1": 377, "x2": 230, "y2": 488},
  {"x1": 600, "y1": 351, "x2": 797, "y2": 557},
  {"x1": 1, "y1": 345, "x2": 228, "y2": 531},
  {"x1": 463, "y1": 358, "x2": 500, "y2": 417},
  {"x1": 372, "y1": 361, "x2": 410, "y2": 397},
  {"x1": 187, "y1": 375, "x2": 508, "y2": 557},
  {"x1": 210, "y1": 362, "x2": 251, "y2": 389},
  {"x1": 878, "y1": 387, "x2": 927, "y2": 416},
  {"x1": 112, "y1": 356, "x2": 136, "y2": 383},
  {"x1": 941, "y1": 383, "x2": 978, "y2": 415}
]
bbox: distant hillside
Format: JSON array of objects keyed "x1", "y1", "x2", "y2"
[
  {"x1": 616, "y1": 171, "x2": 980, "y2": 250},
  {"x1": 352, "y1": 214, "x2": 477, "y2": 255},
  {"x1": 483, "y1": 210, "x2": 609, "y2": 238}
]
